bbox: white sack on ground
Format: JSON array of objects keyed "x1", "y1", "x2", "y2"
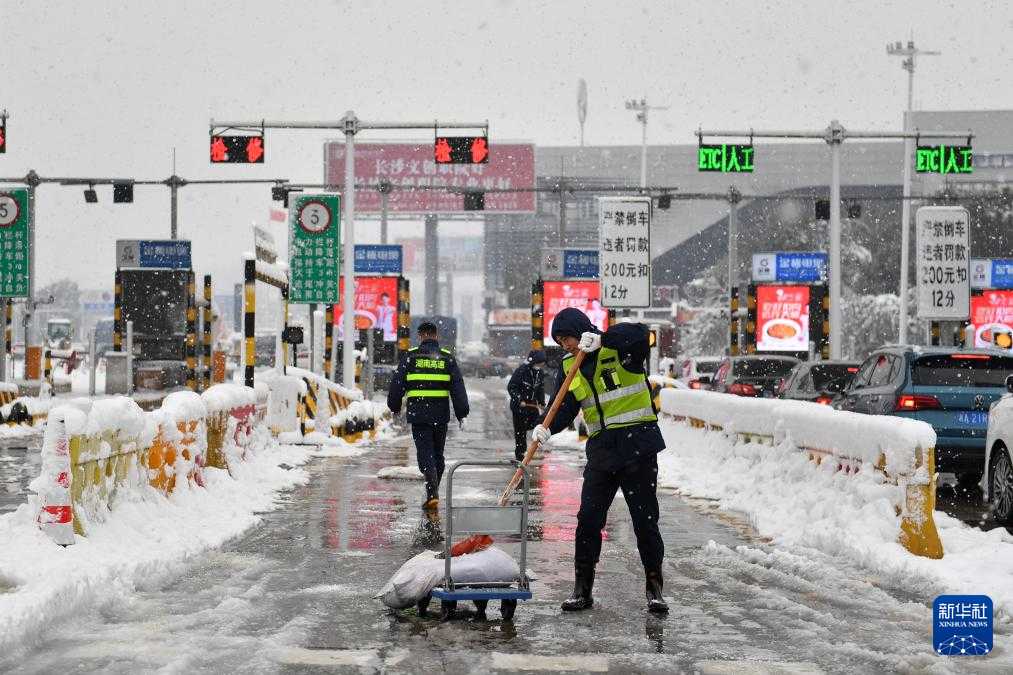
[{"x1": 376, "y1": 546, "x2": 521, "y2": 609}]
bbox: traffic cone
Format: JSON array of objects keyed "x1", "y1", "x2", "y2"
[{"x1": 36, "y1": 410, "x2": 75, "y2": 546}]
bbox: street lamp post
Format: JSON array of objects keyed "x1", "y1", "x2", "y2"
[
  {"x1": 888, "y1": 39, "x2": 939, "y2": 345},
  {"x1": 625, "y1": 97, "x2": 669, "y2": 189}
]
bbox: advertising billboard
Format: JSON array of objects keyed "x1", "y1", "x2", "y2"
[
  {"x1": 543, "y1": 281, "x2": 609, "y2": 347},
  {"x1": 333, "y1": 276, "x2": 399, "y2": 342},
  {"x1": 969, "y1": 290, "x2": 1013, "y2": 349},
  {"x1": 756, "y1": 285, "x2": 811, "y2": 353},
  {"x1": 323, "y1": 142, "x2": 536, "y2": 214}
]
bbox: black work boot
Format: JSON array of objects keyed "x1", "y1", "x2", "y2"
[
  {"x1": 645, "y1": 568, "x2": 669, "y2": 614},
  {"x1": 561, "y1": 565, "x2": 595, "y2": 611},
  {"x1": 422, "y1": 470, "x2": 440, "y2": 511}
]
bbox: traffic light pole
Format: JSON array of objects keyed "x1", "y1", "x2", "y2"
[
  {"x1": 209, "y1": 114, "x2": 487, "y2": 388},
  {"x1": 697, "y1": 123, "x2": 973, "y2": 359}
]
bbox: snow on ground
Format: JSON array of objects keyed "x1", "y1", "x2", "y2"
[
  {"x1": 658, "y1": 419, "x2": 1013, "y2": 632},
  {"x1": 0, "y1": 429, "x2": 315, "y2": 656}
]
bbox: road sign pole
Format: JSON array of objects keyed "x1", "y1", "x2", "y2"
[
  {"x1": 829, "y1": 122, "x2": 843, "y2": 360},
  {"x1": 170, "y1": 178, "x2": 178, "y2": 240},
  {"x1": 342, "y1": 113, "x2": 357, "y2": 388},
  {"x1": 27, "y1": 178, "x2": 37, "y2": 350},
  {"x1": 898, "y1": 113, "x2": 913, "y2": 345}
]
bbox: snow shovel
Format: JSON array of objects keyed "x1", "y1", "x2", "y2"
[{"x1": 450, "y1": 350, "x2": 586, "y2": 556}]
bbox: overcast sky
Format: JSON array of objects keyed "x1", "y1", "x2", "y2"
[{"x1": 3, "y1": 0, "x2": 1011, "y2": 290}]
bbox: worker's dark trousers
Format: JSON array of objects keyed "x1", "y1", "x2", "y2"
[
  {"x1": 574, "y1": 454, "x2": 664, "y2": 570},
  {"x1": 512, "y1": 413, "x2": 536, "y2": 461},
  {"x1": 412, "y1": 422, "x2": 448, "y2": 485}
]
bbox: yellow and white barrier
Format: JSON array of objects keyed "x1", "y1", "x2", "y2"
[{"x1": 658, "y1": 388, "x2": 943, "y2": 559}]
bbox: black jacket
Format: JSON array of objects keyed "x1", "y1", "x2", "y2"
[
  {"x1": 387, "y1": 339, "x2": 469, "y2": 425},
  {"x1": 541, "y1": 309, "x2": 664, "y2": 470},
  {"x1": 507, "y1": 362, "x2": 545, "y2": 417}
]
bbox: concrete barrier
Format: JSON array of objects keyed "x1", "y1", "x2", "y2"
[{"x1": 658, "y1": 388, "x2": 943, "y2": 559}]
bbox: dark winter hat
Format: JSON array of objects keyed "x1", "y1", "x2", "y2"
[
  {"x1": 418, "y1": 321, "x2": 438, "y2": 334},
  {"x1": 550, "y1": 307, "x2": 598, "y2": 342},
  {"x1": 527, "y1": 349, "x2": 546, "y2": 364}
]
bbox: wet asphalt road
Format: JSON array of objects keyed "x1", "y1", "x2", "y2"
[{"x1": 3, "y1": 379, "x2": 1003, "y2": 673}]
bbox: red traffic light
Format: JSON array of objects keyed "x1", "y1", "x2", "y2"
[
  {"x1": 434, "y1": 136, "x2": 490, "y2": 164},
  {"x1": 210, "y1": 135, "x2": 265, "y2": 164},
  {"x1": 0, "y1": 119, "x2": 6, "y2": 154}
]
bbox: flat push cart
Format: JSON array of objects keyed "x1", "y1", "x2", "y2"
[{"x1": 427, "y1": 460, "x2": 532, "y2": 621}]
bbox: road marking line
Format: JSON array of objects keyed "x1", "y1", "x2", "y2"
[{"x1": 490, "y1": 652, "x2": 609, "y2": 672}]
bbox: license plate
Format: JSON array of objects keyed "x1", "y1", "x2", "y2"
[{"x1": 956, "y1": 411, "x2": 989, "y2": 427}]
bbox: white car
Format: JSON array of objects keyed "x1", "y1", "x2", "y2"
[
  {"x1": 982, "y1": 374, "x2": 1013, "y2": 523},
  {"x1": 676, "y1": 356, "x2": 722, "y2": 390}
]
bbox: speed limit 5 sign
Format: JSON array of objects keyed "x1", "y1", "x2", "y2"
[
  {"x1": 916, "y1": 205, "x2": 970, "y2": 320},
  {"x1": 288, "y1": 193, "x2": 341, "y2": 304},
  {"x1": 0, "y1": 189, "x2": 30, "y2": 298}
]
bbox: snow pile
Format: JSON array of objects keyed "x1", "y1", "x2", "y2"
[
  {"x1": 285, "y1": 366, "x2": 361, "y2": 402},
  {"x1": 659, "y1": 388, "x2": 935, "y2": 474},
  {"x1": 201, "y1": 383, "x2": 258, "y2": 414},
  {"x1": 0, "y1": 428, "x2": 314, "y2": 656},
  {"x1": 648, "y1": 374, "x2": 688, "y2": 390},
  {"x1": 658, "y1": 415, "x2": 1013, "y2": 622}
]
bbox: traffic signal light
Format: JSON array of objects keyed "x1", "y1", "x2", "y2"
[
  {"x1": 113, "y1": 182, "x2": 133, "y2": 203},
  {"x1": 656, "y1": 193, "x2": 672, "y2": 210},
  {"x1": 0, "y1": 116, "x2": 6, "y2": 154},
  {"x1": 434, "y1": 136, "x2": 489, "y2": 164},
  {"x1": 815, "y1": 199, "x2": 830, "y2": 221},
  {"x1": 210, "y1": 135, "x2": 265, "y2": 163}
]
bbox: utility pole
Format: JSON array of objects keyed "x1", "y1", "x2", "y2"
[
  {"x1": 888, "y1": 39, "x2": 940, "y2": 345},
  {"x1": 378, "y1": 179, "x2": 392, "y2": 245},
  {"x1": 625, "y1": 97, "x2": 669, "y2": 189},
  {"x1": 726, "y1": 186, "x2": 742, "y2": 300},
  {"x1": 210, "y1": 114, "x2": 487, "y2": 388},
  {"x1": 697, "y1": 122, "x2": 972, "y2": 359}
]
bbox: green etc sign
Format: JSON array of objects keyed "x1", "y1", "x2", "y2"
[
  {"x1": 916, "y1": 145, "x2": 973, "y2": 175},
  {"x1": 698, "y1": 144, "x2": 754, "y2": 173}
]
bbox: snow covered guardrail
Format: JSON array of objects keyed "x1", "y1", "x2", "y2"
[
  {"x1": 658, "y1": 389, "x2": 943, "y2": 559},
  {"x1": 32, "y1": 385, "x2": 267, "y2": 545},
  {"x1": 285, "y1": 367, "x2": 389, "y2": 443}
]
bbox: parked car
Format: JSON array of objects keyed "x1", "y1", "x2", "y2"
[
  {"x1": 835, "y1": 346, "x2": 1013, "y2": 486},
  {"x1": 710, "y1": 355, "x2": 801, "y2": 398},
  {"x1": 677, "y1": 356, "x2": 722, "y2": 390},
  {"x1": 983, "y1": 375, "x2": 1013, "y2": 523},
  {"x1": 778, "y1": 360, "x2": 861, "y2": 404}
]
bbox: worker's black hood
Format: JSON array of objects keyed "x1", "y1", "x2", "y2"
[{"x1": 551, "y1": 307, "x2": 599, "y2": 342}]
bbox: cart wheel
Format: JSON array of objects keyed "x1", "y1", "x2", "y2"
[
  {"x1": 416, "y1": 595, "x2": 431, "y2": 618},
  {"x1": 500, "y1": 599, "x2": 517, "y2": 621},
  {"x1": 440, "y1": 600, "x2": 457, "y2": 621},
  {"x1": 473, "y1": 599, "x2": 488, "y2": 621}
]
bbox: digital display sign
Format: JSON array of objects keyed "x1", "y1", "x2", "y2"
[
  {"x1": 755, "y1": 285, "x2": 811, "y2": 353},
  {"x1": 915, "y1": 145, "x2": 973, "y2": 175},
  {"x1": 543, "y1": 281, "x2": 609, "y2": 347},
  {"x1": 698, "y1": 144, "x2": 754, "y2": 173}
]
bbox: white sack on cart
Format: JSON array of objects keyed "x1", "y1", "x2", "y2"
[{"x1": 376, "y1": 546, "x2": 521, "y2": 609}]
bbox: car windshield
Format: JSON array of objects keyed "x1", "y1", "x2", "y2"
[
  {"x1": 911, "y1": 355, "x2": 1013, "y2": 387},
  {"x1": 695, "y1": 361, "x2": 719, "y2": 374},
  {"x1": 810, "y1": 364, "x2": 859, "y2": 389},
  {"x1": 734, "y1": 359, "x2": 797, "y2": 377}
]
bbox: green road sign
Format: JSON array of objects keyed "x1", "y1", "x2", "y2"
[
  {"x1": 698, "y1": 144, "x2": 754, "y2": 173},
  {"x1": 288, "y1": 193, "x2": 340, "y2": 304},
  {"x1": 916, "y1": 145, "x2": 973, "y2": 175},
  {"x1": 0, "y1": 189, "x2": 30, "y2": 298}
]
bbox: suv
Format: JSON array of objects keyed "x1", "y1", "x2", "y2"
[
  {"x1": 835, "y1": 346, "x2": 1013, "y2": 486},
  {"x1": 778, "y1": 360, "x2": 860, "y2": 404},
  {"x1": 710, "y1": 355, "x2": 801, "y2": 398}
]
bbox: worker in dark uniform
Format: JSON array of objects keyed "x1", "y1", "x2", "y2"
[
  {"x1": 387, "y1": 321, "x2": 469, "y2": 511},
  {"x1": 507, "y1": 349, "x2": 546, "y2": 462},
  {"x1": 533, "y1": 307, "x2": 668, "y2": 614}
]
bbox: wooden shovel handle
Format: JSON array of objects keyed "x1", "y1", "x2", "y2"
[{"x1": 497, "y1": 350, "x2": 586, "y2": 505}]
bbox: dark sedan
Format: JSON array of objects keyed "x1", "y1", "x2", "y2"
[
  {"x1": 710, "y1": 355, "x2": 801, "y2": 398},
  {"x1": 778, "y1": 360, "x2": 861, "y2": 404}
]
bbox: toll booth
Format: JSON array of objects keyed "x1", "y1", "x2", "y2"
[{"x1": 114, "y1": 239, "x2": 193, "y2": 390}]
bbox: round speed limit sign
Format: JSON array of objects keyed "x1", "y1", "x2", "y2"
[
  {"x1": 0, "y1": 194, "x2": 20, "y2": 228},
  {"x1": 298, "y1": 201, "x2": 332, "y2": 234}
]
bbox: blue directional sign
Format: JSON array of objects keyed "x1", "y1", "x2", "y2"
[
  {"x1": 752, "y1": 252, "x2": 827, "y2": 283},
  {"x1": 993, "y1": 260, "x2": 1013, "y2": 289},
  {"x1": 117, "y1": 240, "x2": 192, "y2": 270},
  {"x1": 563, "y1": 249, "x2": 599, "y2": 278},
  {"x1": 354, "y1": 244, "x2": 402, "y2": 275}
]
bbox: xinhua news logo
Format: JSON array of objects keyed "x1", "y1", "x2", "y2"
[{"x1": 933, "y1": 595, "x2": 993, "y2": 656}]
